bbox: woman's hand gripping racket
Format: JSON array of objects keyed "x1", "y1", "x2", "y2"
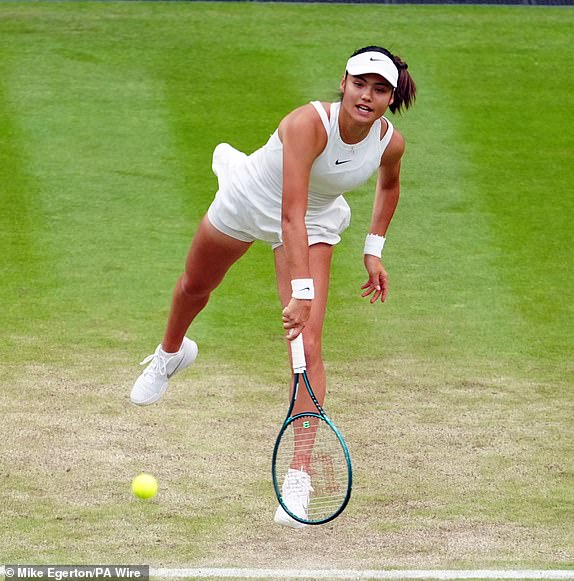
[{"x1": 272, "y1": 334, "x2": 352, "y2": 526}]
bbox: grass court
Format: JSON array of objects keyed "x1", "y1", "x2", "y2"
[{"x1": 0, "y1": 1, "x2": 572, "y2": 574}]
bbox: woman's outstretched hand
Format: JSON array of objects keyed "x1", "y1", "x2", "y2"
[
  {"x1": 282, "y1": 297, "x2": 312, "y2": 340},
  {"x1": 361, "y1": 255, "x2": 389, "y2": 304}
]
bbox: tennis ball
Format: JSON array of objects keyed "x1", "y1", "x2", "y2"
[{"x1": 131, "y1": 473, "x2": 158, "y2": 499}]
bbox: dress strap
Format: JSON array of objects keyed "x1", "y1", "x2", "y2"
[
  {"x1": 380, "y1": 117, "x2": 394, "y2": 151},
  {"x1": 310, "y1": 101, "x2": 331, "y2": 137}
]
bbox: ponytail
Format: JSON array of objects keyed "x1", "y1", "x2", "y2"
[{"x1": 389, "y1": 53, "x2": 416, "y2": 115}]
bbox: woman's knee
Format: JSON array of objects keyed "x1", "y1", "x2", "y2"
[
  {"x1": 302, "y1": 332, "x2": 323, "y2": 366},
  {"x1": 179, "y1": 272, "x2": 215, "y2": 299}
]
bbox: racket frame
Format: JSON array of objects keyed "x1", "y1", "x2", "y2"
[{"x1": 272, "y1": 334, "x2": 353, "y2": 525}]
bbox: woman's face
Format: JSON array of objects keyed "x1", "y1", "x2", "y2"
[{"x1": 340, "y1": 73, "x2": 395, "y2": 124}]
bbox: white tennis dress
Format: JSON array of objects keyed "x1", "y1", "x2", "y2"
[{"x1": 207, "y1": 101, "x2": 394, "y2": 249}]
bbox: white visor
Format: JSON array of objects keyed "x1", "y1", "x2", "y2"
[{"x1": 346, "y1": 51, "x2": 399, "y2": 89}]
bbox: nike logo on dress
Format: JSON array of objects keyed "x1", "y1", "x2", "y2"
[
  {"x1": 335, "y1": 159, "x2": 351, "y2": 165},
  {"x1": 370, "y1": 57, "x2": 385, "y2": 61}
]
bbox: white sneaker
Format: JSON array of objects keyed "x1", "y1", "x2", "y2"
[
  {"x1": 274, "y1": 468, "x2": 313, "y2": 529},
  {"x1": 130, "y1": 337, "x2": 198, "y2": 406}
]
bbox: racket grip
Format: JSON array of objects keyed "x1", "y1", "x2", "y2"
[{"x1": 290, "y1": 333, "x2": 307, "y2": 373}]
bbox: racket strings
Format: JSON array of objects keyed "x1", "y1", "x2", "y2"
[{"x1": 275, "y1": 416, "x2": 349, "y2": 522}]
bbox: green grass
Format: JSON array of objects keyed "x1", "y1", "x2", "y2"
[{"x1": 0, "y1": 0, "x2": 572, "y2": 570}]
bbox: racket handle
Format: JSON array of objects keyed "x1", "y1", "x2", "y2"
[{"x1": 290, "y1": 333, "x2": 307, "y2": 373}]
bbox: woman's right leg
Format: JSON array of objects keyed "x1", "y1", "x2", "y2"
[
  {"x1": 162, "y1": 216, "x2": 253, "y2": 352},
  {"x1": 130, "y1": 215, "x2": 252, "y2": 405}
]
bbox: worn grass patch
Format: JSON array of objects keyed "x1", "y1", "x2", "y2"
[{"x1": 1, "y1": 355, "x2": 571, "y2": 567}]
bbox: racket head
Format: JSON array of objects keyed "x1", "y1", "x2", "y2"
[{"x1": 272, "y1": 411, "x2": 352, "y2": 525}]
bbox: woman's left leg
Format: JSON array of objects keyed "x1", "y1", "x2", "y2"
[
  {"x1": 274, "y1": 242, "x2": 334, "y2": 414},
  {"x1": 273, "y1": 242, "x2": 334, "y2": 527}
]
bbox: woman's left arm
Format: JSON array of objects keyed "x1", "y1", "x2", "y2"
[{"x1": 361, "y1": 130, "x2": 406, "y2": 304}]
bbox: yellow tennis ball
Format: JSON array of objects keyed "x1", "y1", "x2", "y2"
[{"x1": 131, "y1": 473, "x2": 158, "y2": 499}]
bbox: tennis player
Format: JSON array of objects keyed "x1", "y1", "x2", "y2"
[{"x1": 130, "y1": 45, "x2": 416, "y2": 527}]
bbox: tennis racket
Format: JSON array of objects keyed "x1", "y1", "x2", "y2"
[{"x1": 272, "y1": 333, "x2": 352, "y2": 525}]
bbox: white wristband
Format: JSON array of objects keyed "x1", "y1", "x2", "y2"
[
  {"x1": 291, "y1": 278, "x2": 315, "y2": 300},
  {"x1": 364, "y1": 233, "x2": 386, "y2": 258}
]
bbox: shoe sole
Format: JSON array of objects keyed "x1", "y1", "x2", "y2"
[
  {"x1": 130, "y1": 379, "x2": 169, "y2": 406},
  {"x1": 274, "y1": 507, "x2": 307, "y2": 529}
]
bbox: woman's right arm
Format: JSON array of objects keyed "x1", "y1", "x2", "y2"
[{"x1": 279, "y1": 105, "x2": 327, "y2": 339}]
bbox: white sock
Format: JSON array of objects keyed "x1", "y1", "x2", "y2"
[{"x1": 159, "y1": 343, "x2": 182, "y2": 357}]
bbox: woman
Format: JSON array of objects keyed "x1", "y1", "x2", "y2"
[{"x1": 130, "y1": 45, "x2": 416, "y2": 527}]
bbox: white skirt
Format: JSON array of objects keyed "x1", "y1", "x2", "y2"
[{"x1": 207, "y1": 143, "x2": 351, "y2": 249}]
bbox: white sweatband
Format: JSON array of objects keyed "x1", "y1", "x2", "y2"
[
  {"x1": 291, "y1": 278, "x2": 315, "y2": 300},
  {"x1": 364, "y1": 233, "x2": 386, "y2": 258}
]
